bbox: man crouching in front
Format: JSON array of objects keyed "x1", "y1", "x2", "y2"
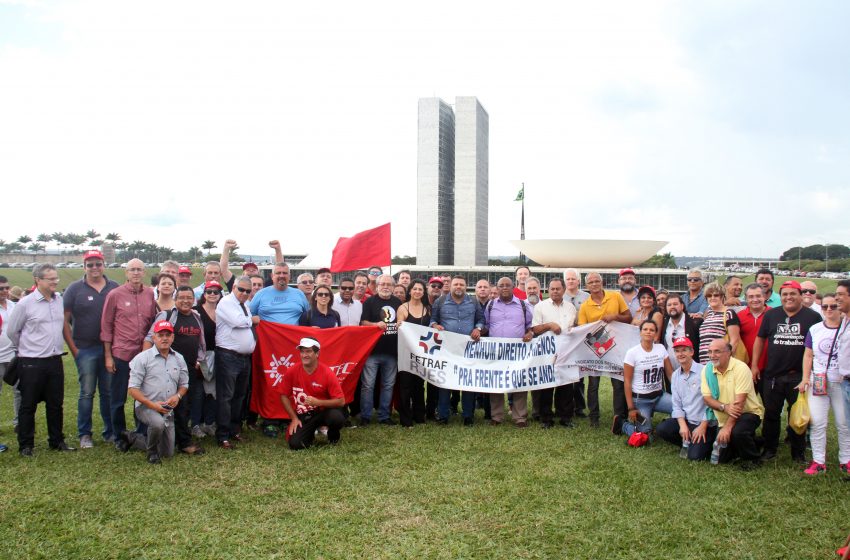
[{"x1": 281, "y1": 338, "x2": 346, "y2": 450}]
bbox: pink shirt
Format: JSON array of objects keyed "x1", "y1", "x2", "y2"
[{"x1": 100, "y1": 283, "x2": 157, "y2": 361}]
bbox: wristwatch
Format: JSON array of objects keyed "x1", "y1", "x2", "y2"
[{"x1": 719, "y1": 403, "x2": 726, "y2": 412}]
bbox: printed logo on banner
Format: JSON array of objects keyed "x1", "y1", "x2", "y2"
[
  {"x1": 584, "y1": 325, "x2": 616, "y2": 358},
  {"x1": 264, "y1": 352, "x2": 294, "y2": 387},
  {"x1": 418, "y1": 331, "x2": 443, "y2": 354}
]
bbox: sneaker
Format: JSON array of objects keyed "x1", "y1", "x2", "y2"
[
  {"x1": 803, "y1": 462, "x2": 826, "y2": 476},
  {"x1": 611, "y1": 415, "x2": 624, "y2": 436},
  {"x1": 0, "y1": 443, "x2": 7, "y2": 453},
  {"x1": 202, "y1": 423, "x2": 217, "y2": 436},
  {"x1": 191, "y1": 425, "x2": 206, "y2": 439},
  {"x1": 80, "y1": 435, "x2": 94, "y2": 449},
  {"x1": 318, "y1": 426, "x2": 329, "y2": 436}
]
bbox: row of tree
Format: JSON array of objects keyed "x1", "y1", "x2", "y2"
[
  {"x1": 0, "y1": 231, "x2": 230, "y2": 263},
  {"x1": 780, "y1": 244, "x2": 850, "y2": 262}
]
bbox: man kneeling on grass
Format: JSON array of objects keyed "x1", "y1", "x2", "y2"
[
  {"x1": 281, "y1": 338, "x2": 346, "y2": 450},
  {"x1": 117, "y1": 321, "x2": 189, "y2": 464}
]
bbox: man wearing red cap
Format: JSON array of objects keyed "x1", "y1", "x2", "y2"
[
  {"x1": 618, "y1": 268, "x2": 640, "y2": 316},
  {"x1": 280, "y1": 337, "x2": 346, "y2": 449},
  {"x1": 176, "y1": 266, "x2": 193, "y2": 289},
  {"x1": 63, "y1": 249, "x2": 120, "y2": 448},
  {"x1": 655, "y1": 337, "x2": 715, "y2": 460},
  {"x1": 119, "y1": 320, "x2": 189, "y2": 464},
  {"x1": 751, "y1": 280, "x2": 821, "y2": 463}
]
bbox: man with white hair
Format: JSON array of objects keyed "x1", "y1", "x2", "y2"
[
  {"x1": 800, "y1": 280, "x2": 823, "y2": 317},
  {"x1": 524, "y1": 277, "x2": 542, "y2": 306},
  {"x1": 359, "y1": 275, "x2": 402, "y2": 425}
]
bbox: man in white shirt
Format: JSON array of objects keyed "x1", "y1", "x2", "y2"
[
  {"x1": 531, "y1": 278, "x2": 578, "y2": 428},
  {"x1": 332, "y1": 277, "x2": 363, "y2": 326},
  {"x1": 0, "y1": 275, "x2": 18, "y2": 443},
  {"x1": 214, "y1": 276, "x2": 256, "y2": 449}
]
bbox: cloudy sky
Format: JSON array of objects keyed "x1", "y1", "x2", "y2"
[{"x1": 1, "y1": 1, "x2": 847, "y2": 262}]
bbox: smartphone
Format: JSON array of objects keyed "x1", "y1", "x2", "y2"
[{"x1": 161, "y1": 403, "x2": 173, "y2": 411}]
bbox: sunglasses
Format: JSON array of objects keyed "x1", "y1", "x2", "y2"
[
  {"x1": 316, "y1": 292, "x2": 332, "y2": 298},
  {"x1": 236, "y1": 287, "x2": 251, "y2": 293},
  {"x1": 0, "y1": 286, "x2": 9, "y2": 291},
  {"x1": 687, "y1": 278, "x2": 702, "y2": 283},
  {"x1": 430, "y1": 284, "x2": 442, "y2": 288},
  {"x1": 339, "y1": 286, "x2": 354, "y2": 291},
  {"x1": 368, "y1": 271, "x2": 381, "y2": 276},
  {"x1": 205, "y1": 290, "x2": 222, "y2": 295},
  {"x1": 85, "y1": 262, "x2": 104, "y2": 268},
  {"x1": 801, "y1": 289, "x2": 817, "y2": 295},
  {"x1": 299, "y1": 280, "x2": 314, "y2": 285},
  {"x1": 824, "y1": 304, "x2": 839, "y2": 310}
]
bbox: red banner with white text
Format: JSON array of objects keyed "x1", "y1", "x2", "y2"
[{"x1": 250, "y1": 322, "x2": 383, "y2": 419}]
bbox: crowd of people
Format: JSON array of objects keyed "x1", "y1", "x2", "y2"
[{"x1": 1, "y1": 246, "x2": 847, "y2": 478}]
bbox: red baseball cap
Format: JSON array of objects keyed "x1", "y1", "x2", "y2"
[
  {"x1": 428, "y1": 276, "x2": 444, "y2": 286},
  {"x1": 83, "y1": 250, "x2": 104, "y2": 261},
  {"x1": 672, "y1": 337, "x2": 693, "y2": 349},
  {"x1": 205, "y1": 281, "x2": 223, "y2": 290},
  {"x1": 627, "y1": 432, "x2": 649, "y2": 447},
  {"x1": 153, "y1": 320, "x2": 174, "y2": 333},
  {"x1": 619, "y1": 268, "x2": 636, "y2": 276},
  {"x1": 178, "y1": 266, "x2": 192, "y2": 275},
  {"x1": 780, "y1": 280, "x2": 802, "y2": 294},
  {"x1": 242, "y1": 262, "x2": 258, "y2": 271},
  {"x1": 637, "y1": 285, "x2": 656, "y2": 299}
]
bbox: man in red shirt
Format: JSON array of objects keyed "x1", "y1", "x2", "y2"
[
  {"x1": 738, "y1": 283, "x2": 770, "y2": 383},
  {"x1": 280, "y1": 337, "x2": 346, "y2": 450}
]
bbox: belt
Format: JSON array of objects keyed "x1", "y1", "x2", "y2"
[
  {"x1": 217, "y1": 347, "x2": 251, "y2": 358},
  {"x1": 632, "y1": 390, "x2": 663, "y2": 399},
  {"x1": 20, "y1": 355, "x2": 64, "y2": 361}
]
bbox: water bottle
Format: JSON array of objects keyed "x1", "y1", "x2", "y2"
[
  {"x1": 710, "y1": 440, "x2": 726, "y2": 465},
  {"x1": 679, "y1": 440, "x2": 690, "y2": 459}
]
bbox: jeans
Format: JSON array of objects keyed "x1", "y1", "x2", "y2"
[
  {"x1": 587, "y1": 374, "x2": 627, "y2": 421},
  {"x1": 622, "y1": 392, "x2": 673, "y2": 436},
  {"x1": 762, "y1": 375, "x2": 805, "y2": 458},
  {"x1": 189, "y1": 373, "x2": 216, "y2": 427},
  {"x1": 288, "y1": 408, "x2": 345, "y2": 450},
  {"x1": 655, "y1": 418, "x2": 717, "y2": 461},
  {"x1": 75, "y1": 345, "x2": 114, "y2": 440},
  {"x1": 215, "y1": 350, "x2": 251, "y2": 442},
  {"x1": 360, "y1": 354, "x2": 397, "y2": 422},
  {"x1": 17, "y1": 356, "x2": 65, "y2": 450},
  {"x1": 437, "y1": 389, "x2": 478, "y2": 421}
]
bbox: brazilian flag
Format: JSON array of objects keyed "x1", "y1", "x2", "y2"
[{"x1": 514, "y1": 187, "x2": 524, "y2": 201}]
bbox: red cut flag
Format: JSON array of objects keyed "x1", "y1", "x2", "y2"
[
  {"x1": 250, "y1": 322, "x2": 383, "y2": 419},
  {"x1": 329, "y1": 223, "x2": 391, "y2": 273}
]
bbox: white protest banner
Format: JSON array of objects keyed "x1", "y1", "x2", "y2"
[
  {"x1": 398, "y1": 322, "x2": 564, "y2": 393},
  {"x1": 554, "y1": 320, "x2": 640, "y2": 382}
]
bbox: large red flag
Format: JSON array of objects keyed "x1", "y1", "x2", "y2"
[
  {"x1": 250, "y1": 322, "x2": 382, "y2": 419},
  {"x1": 329, "y1": 223, "x2": 391, "y2": 273}
]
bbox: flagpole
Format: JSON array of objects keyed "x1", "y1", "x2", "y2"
[{"x1": 520, "y1": 182, "x2": 525, "y2": 263}]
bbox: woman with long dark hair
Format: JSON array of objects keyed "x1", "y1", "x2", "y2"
[
  {"x1": 395, "y1": 279, "x2": 431, "y2": 427},
  {"x1": 299, "y1": 286, "x2": 341, "y2": 328}
]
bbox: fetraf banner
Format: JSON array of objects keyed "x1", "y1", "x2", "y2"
[
  {"x1": 398, "y1": 322, "x2": 565, "y2": 393},
  {"x1": 554, "y1": 320, "x2": 640, "y2": 382},
  {"x1": 250, "y1": 322, "x2": 382, "y2": 419}
]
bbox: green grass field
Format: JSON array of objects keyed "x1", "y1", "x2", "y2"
[
  {"x1": 0, "y1": 356, "x2": 847, "y2": 559},
  {"x1": 0, "y1": 267, "x2": 215, "y2": 292}
]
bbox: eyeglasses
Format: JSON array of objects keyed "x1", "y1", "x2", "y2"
[
  {"x1": 316, "y1": 293, "x2": 332, "y2": 298},
  {"x1": 85, "y1": 262, "x2": 104, "y2": 268},
  {"x1": 801, "y1": 289, "x2": 817, "y2": 295},
  {"x1": 205, "y1": 290, "x2": 222, "y2": 295},
  {"x1": 687, "y1": 278, "x2": 702, "y2": 283},
  {"x1": 430, "y1": 284, "x2": 442, "y2": 288},
  {"x1": 0, "y1": 286, "x2": 9, "y2": 291},
  {"x1": 368, "y1": 271, "x2": 381, "y2": 276},
  {"x1": 339, "y1": 286, "x2": 354, "y2": 291},
  {"x1": 236, "y1": 287, "x2": 251, "y2": 293},
  {"x1": 824, "y1": 304, "x2": 840, "y2": 310},
  {"x1": 299, "y1": 280, "x2": 314, "y2": 285},
  {"x1": 706, "y1": 293, "x2": 722, "y2": 298}
]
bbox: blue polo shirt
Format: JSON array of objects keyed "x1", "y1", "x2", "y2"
[
  {"x1": 682, "y1": 291, "x2": 708, "y2": 315},
  {"x1": 249, "y1": 285, "x2": 309, "y2": 325},
  {"x1": 63, "y1": 276, "x2": 120, "y2": 348}
]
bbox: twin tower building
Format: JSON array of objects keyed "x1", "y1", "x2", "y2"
[{"x1": 417, "y1": 97, "x2": 489, "y2": 267}]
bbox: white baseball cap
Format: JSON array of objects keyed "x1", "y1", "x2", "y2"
[{"x1": 296, "y1": 337, "x2": 321, "y2": 350}]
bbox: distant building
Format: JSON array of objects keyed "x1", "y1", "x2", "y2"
[{"x1": 417, "y1": 96, "x2": 488, "y2": 266}]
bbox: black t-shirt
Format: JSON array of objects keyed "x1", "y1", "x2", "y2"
[
  {"x1": 194, "y1": 305, "x2": 217, "y2": 351},
  {"x1": 361, "y1": 295, "x2": 402, "y2": 355},
  {"x1": 170, "y1": 311, "x2": 203, "y2": 369},
  {"x1": 758, "y1": 306, "x2": 822, "y2": 378}
]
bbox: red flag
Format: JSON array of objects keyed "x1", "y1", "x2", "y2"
[
  {"x1": 250, "y1": 322, "x2": 383, "y2": 419},
  {"x1": 329, "y1": 223, "x2": 391, "y2": 273}
]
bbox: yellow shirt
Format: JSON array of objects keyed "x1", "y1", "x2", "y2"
[
  {"x1": 700, "y1": 357, "x2": 764, "y2": 427},
  {"x1": 577, "y1": 290, "x2": 628, "y2": 325}
]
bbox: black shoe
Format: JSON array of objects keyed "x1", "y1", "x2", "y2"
[
  {"x1": 50, "y1": 441, "x2": 77, "y2": 452},
  {"x1": 379, "y1": 419, "x2": 397, "y2": 426},
  {"x1": 147, "y1": 453, "x2": 161, "y2": 465},
  {"x1": 792, "y1": 454, "x2": 807, "y2": 465},
  {"x1": 575, "y1": 410, "x2": 588, "y2": 418},
  {"x1": 360, "y1": 418, "x2": 371, "y2": 427},
  {"x1": 115, "y1": 431, "x2": 131, "y2": 453},
  {"x1": 179, "y1": 444, "x2": 205, "y2": 456},
  {"x1": 559, "y1": 419, "x2": 575, "y2": 428},
  {"x1": 437, "y1": 418, "x2": 448, "y2": 425},
  {"x1": 611, "y1": 415, "x2": 623, "y2": 436},
  {"x1": 541, "y1": 422, "x2": 554, "y2": 429},
  {"x1": 463, "y1": 417, "x2": 474, "y2": 426},
  {"x1": 19, "y1": 447, "x2": 33, "y2": 458},
  {"x1": 589, "y1": 418, "x2": 600, "y2": 428},
  {"x1": 760, "y1": 449, "x2": 777, "y2": 462}
]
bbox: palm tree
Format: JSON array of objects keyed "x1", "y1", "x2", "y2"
[
  {"x1": 105, "y1": 232, "x2": 121, "y2": 243},
  {"x1": 187, "y1": 246, "x2": 201, "y2": 262},
  {"x1": 37, "y1": 233, "x2": 52, "y2": 243},
  {"x1": 202, "y1": 240, "x2": 217, "y2": 256},
  {"x1": 28, "y1": 243, "x2": 45, "y2": 254},
  {"x1": 85, "y1": 229, "x2": 101, "y2": 241},
  {"x1": 17, "y1": 235, "x2": 32, "y2": 245},
  {"x1": 6, "y1": 242, "x2": 23, "y2": 253},
  {"x1": 0, "y1": 239, "x2": 6, "y2": 252}
]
